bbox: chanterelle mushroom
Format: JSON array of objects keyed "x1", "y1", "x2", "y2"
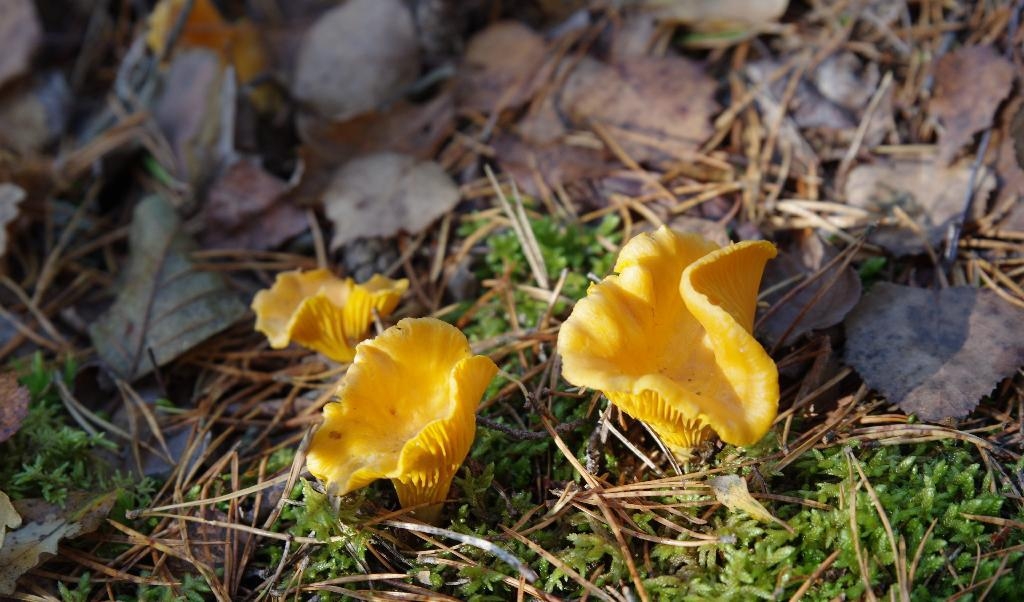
[
  {"x1": 251, "y1": 268, "x2": 407, "y2": 363},
  {"x1": 557, "y1": 226, "x2": 778, "y2": 456},
  {"x1": 306, "y1": 317, "x2": 497, "y2": 522}
]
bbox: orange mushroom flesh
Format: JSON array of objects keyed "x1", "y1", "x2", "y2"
[
  {"x1": 251, "y1": 269, "x2": 408, "y2": 363},
  {"x1": 557, "y1": 226, "x2": 778, "y2": 457},
  {"x1": 306, "y1": 317, "x2": 498, "y2": 522}
]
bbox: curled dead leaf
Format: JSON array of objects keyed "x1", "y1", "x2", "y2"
[
  {"x1": 930, "y1": 45, "x2": 1014, "y2": 165},
  {"x1": 710, "y1": 475, "x2": 789, "y2": 531}
]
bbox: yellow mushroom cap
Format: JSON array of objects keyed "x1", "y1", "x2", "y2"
[
  {"x1": 557, "y1": 226, "x2": 778, "y2": 453},
  {"x1": 251, "y1": 269, "x2": 408, "y2": 362},
  {"x1": 306, "y1": 317, "x2": 498, "y2": 521}
]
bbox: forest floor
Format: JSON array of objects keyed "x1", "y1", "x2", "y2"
[{"x1": 1, "y1": 1, "x2": 1023, "y2": 600}]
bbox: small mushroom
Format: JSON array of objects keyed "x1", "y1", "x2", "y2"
[
  {"x1": 306, "y1": 317, "x2": 497, "y2": 522},
  {"x1": 251, "y1": 268, "x2": 408, "y2": 362},
  {"x1": 557, "y1": 226, "x2": 778, "y2": 457}
]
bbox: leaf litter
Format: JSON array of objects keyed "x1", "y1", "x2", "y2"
[
  {"x1": 2, "y1": 1, "x2": 1024, "y2": 600},
  {"x1": 845, "y1": 283, "x2": 1024, "y2": 421},
  {"x1": 89, "y1": 196, "x2": 247, "y2": 381}
]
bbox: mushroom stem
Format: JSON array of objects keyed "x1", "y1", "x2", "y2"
[{"x1": 391, "y1": 476, "x2": 452, "y2": 523}]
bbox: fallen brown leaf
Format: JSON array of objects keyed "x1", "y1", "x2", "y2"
[
  {"x1": 89, "y1": 196, "x2": 247, "y2": 381},
  {"x1": 0, "y1": 372, "x2": 29, "y2": 444},
  {"x1": 0, "y1": 0, "x2": 41, "y2": 89},
  {"x1": 202, "y1": 159, "x2": 307, "y2": 250},
  {"x1": 292, "y1": 0, "x2": 419, "y2": 120},
  {"x1": 930, "y1": 45, "x2": 1015, "y2": 165},
  {"x1": 760, "y1": 231, "x2": 861, "y2": 346},
  {"x1": 297, "y1": 91, "x2": 455, "y2": 164},
  {"x1": 844, "y1": 156, "x2": 994, "y2": 256},
  {"x1": 558, "y1": 55, "x2": 718, "y2": 164},
  {"x1": 844, "y1": 283, "x2": 1024, "y2": 421},
  {"x1": 456, "y1": 21, "x2": 550, "y2": 112},
  {"x1": 493, "y1": 131, "x2": 610, "y2": 199},
  {"x1": 0, "y1": 73, "x2": 71, "y2": 156},
  {"x1": 323, "y1": 152, "x2": 460, "y2": 249}
]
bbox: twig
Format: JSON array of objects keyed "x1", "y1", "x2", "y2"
[
  {"x1": 383, "y1": 520, "x2": 538, "y2": 583},
  {"x1": 944, "y1": 128, "x2": 993, "y2": 269}
]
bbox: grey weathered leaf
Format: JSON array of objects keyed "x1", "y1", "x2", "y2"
[
  {"x1": 844, "y1": 283, "x2": 1024, "y2": 421},
  {"x1": 558, "y1": 56, "x2": 718, "y2": 164},
  {"x1": 292, "y1": 0, "x2": 419, "y2": 120},
  {"x1": 844, "y1": 156, "x2": 995, "y2": 256},
  {"x1": 0, "y1": 0, "x2": 41, "y2": 89},
  {"x1": 89, "y1": 196, "x2": 247, "y2": 381},
  {"x1": 323, "y1": 152, "x2": 460, "y2": 249}
]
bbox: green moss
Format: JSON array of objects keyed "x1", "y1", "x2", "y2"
[{"x1": 1, "y1": 353, "x2": 117, "y2": 505}]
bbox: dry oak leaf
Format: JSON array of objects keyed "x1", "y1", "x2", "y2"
[
  {"x1": 323, "y1": 152, "x2": 460, "y2": 250},
  {"x1": 0, "y1": 372, "x2": 29, "y2": 444},
  {"x1": 292, "y1": 0, "x2": 419, "y2": 120},
  {"x1": 844, "y1": 283, "x2": 1024, "y2": 422},
  {"x1": 456, "y1": 21, "x2": 549, "y2": 112},
  {"x1": 0, "y1": 0, "x2": 41, "y2": 89},
  {"x1": 930, "y1": 45, "x2": 1015, "y2": 165},
  {"x1": 89, "y1": 196, "x2": 247, "y2": 381},
  {"x1": 844, "y1": 156, "x2": 994, "y2": 256},
  {"x1": 558, "y1": 56, "x2": 718, "y2": 164}
]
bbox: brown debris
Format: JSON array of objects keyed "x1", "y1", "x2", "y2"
[
  {"x1": 929, "y1": 45, "x2": 1015, "y2": 165},
  {"x1": 559, "y1": 55, "x2": 718, "y2": 164}
]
